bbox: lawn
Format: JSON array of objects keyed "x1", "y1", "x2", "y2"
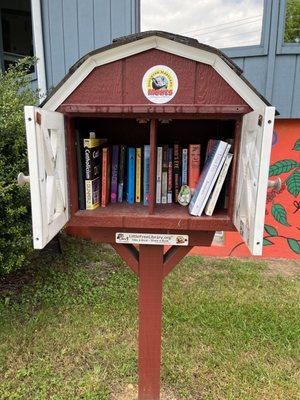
[{"x1": 0, "y1": 235, "x2": 299, "y2": 400}]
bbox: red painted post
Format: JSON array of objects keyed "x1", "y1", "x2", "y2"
[{"x1": 138, "y1": 244, "x2": 164, "y2": 400}]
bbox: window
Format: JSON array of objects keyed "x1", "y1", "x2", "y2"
[
  {"x1": 284, "y1": 0, "x2": 300, "y2": 43},
  {"x1": 141, "y1": 0, "x2": 264, "y2": 49},
  {"x1": 0, "y1": 0, "x2": 33, "y2": 72}
]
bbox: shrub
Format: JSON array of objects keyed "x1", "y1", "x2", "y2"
[{"x1": 0, "y1": 58, "x2": 38, "y2": 275}]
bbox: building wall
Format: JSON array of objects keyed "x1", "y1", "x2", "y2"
[
  {"x1": 41, "y1": 0, "x2": 139, "y2": 89},
  {"x1": 223, "y1": 0, "x2": 300, "y2": 119},
  {"x1": 194, "y1": 0, "x2": 300, "y2": 259}
]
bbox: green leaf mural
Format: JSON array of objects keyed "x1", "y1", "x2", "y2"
[
  {"x1": 264, "y1": 224, "x2": 278, "y2": 236},
  {"x1": 286, "y1": 171, "x2": 300, "y2": 197},
  {"x1": 263, "y1": 238, "x2": 273, "y2": 246},
  {"x1": 287, "y1": 238, "x2": 300, "y2": 254},
  {"x1": 268, "y1": 159, "x2": 299, "y2": 176},
  {"x1": 271, "y1": 204, "x2": 290, "y2": 226},
  {"x1": 293, "y1": 139, "x2": 300, "y2": 151}
]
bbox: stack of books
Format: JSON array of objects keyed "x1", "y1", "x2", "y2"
[
  {"x1": 79, "y1": 141, "x2": 151, "y2": 209},
  {"x1": 76, "y1": 133, "x2": 233, "y2": 215},
  {"x1": 101, "y1": 145, "x2": 150, "y2": 207},
  {"x1": 156, "y1": 144, "x2": 201, "y2": 204},
  {"x1": 189, "y1": 139, "x2": 233, "y2": 217}
]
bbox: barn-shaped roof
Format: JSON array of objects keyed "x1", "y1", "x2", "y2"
[{"x1": 42, "y1": 31, "x2": 276, "y2": 114}]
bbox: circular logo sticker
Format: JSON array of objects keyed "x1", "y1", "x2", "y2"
[{"x1": 142, "y1": 65, "x2": 178, "y2": 104}]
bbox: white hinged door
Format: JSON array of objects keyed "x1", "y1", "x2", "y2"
[
  {"x1": 234, "y1": 107, "x2": 275, "y2": 256},
  {"x1": 25, "y1": 106, "x2": 69, "y2": 249}
]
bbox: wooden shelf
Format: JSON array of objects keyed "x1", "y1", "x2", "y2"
[{"x1": 69, "y1": 203, "x2": 235, "y2": 232}]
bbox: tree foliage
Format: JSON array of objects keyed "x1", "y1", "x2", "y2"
[
  {"x1": 284, "y1": 0, "x2": 300, "y2": 43},
  {"x1": 0, "y1": 58, "x2": 38, "y2": 275}
]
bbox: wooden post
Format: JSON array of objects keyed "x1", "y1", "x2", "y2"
[{"x1": 138, "y1": 244, "x2": 164, "y2": 400}]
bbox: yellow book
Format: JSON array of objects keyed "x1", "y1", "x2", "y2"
[
  {"x1": 135, "y1": 147, "x2": 142, "y2": 202},
  {"x1": 83, "y1": 138, "x2": 107, "y2": 148},
  {"x1": 85, "y1": 177, "x2": 100, "y2": 210}
]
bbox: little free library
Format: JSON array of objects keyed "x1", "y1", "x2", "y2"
[{"x1": 22, "y1": 32, "x2": 276, "y2": 400}]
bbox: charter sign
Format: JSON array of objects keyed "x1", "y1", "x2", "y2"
[{"x1": 142, "y1": 65, "x2": 178, "y2": 104}]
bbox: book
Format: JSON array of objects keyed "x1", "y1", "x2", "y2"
[
  {"x1": 143, "y1": 145, "x2": 150, "y2": 206},
  {"x1": 156, "y1": 147, "x2": 163, "y2": 203},
  {"x1": 101, "y1": 147, "x2": 110, "y2": 207},
  {"x1": 182, "y1": 148, "x2": 188, "y2": 186},
  {"x1": 75, "y1": 129, "x2": 85, "y2": 210},
  {"x1": 199, "y1": 143, "x2": 231, "y2": 215},
  {"x1": 161, "y1": 145, "x2": 168, "y2": 204},
  {"x1": 127, "y1": 147, "x2": 135, "y2": 204},
  {"x1": 167, "y1": 147, "x2": 173, "y2": 203},
  {"x1": 135, "y1": 147, "x2": 142, "y2": 202},
  {"x1": 118, "y1": 145, "x2": 126, "y2": 203},
  {"x1": 205, "y1": 139, "x2": 216, "y2": 161},
  {"x1": 84, "y1": 135, "x2": 105, "y2": 180},
  {"x1": 173, "y1": 144, "x2": 181, "y2": 202},
  {"x1": 85, "y1": 177, "x2": 100, "y2": 210},
  {"x1": 110, "y1": 145, "x2": 119, "y2": 203},
  {"x1": 188, "y1": 144, "x2": 201, "y2": 191},
  {"x1": 204, "y1": 153, "x2": 233, "y2": 216},
  {"x1": 189, "y1": 140, "x2": 229, "y2": 216}
]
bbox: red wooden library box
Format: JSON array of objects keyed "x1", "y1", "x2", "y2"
[{"x1": 23, "y1": 32, "x2": 276, "y2": 400}]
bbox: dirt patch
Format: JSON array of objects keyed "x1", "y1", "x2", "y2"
[
  {"x1": 112, "y1": 384, "x2": 179, "y2": 400},
  {"x1": 263, "y1": 258, "x2": 300, "y2": 277}
]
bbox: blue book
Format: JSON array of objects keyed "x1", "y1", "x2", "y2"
[
  {"x1": 143, "y1": 145, "x2": 150, "y2": 205},
  {"x1": 182, "y1": 148, "x2": 188, "y2": 186},
  {"x1": 126, "y1": 147, "x2": 135, "y2": 204}
]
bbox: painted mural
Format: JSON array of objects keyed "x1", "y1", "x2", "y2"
[{"x1": 193, "y1": 119, "x2": 300, "y2": 259}]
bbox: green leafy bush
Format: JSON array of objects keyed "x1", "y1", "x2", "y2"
[{"x1": 0, "y1": 58, "x2": 38, "y2": 275}]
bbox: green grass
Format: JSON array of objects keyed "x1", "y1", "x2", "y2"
[{"x1": 0, "y1": 235, "x2": 299, "y2": 400}]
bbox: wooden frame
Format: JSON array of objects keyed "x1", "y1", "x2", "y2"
[
  {"x1": 65, "y1": 113, "x2": 242, "y2": 238},
  {"x1": 276, "y1": 0, "x2": 300, "y2": 55}
]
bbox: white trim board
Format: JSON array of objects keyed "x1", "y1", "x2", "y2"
[
  {"x1": 43, "y1": 35, "x2": 268, "y2": 112},
  {"x1": 31, "y1": 0, "x2": 47, "y2": 101}
]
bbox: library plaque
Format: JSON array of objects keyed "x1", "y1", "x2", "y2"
[{"x1": 116, "y1": 232, "x2": 189, "y2": 246}]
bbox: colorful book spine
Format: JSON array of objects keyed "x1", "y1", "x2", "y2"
[
  {"x1": 173, "y1": 144, "x2": 181, "y2": 202},
  {"x1": 156, "y1": 147, "x2": 163, "y2": 203},
  {"x1": 118, "y1": 145, "x2": 126, "y2": 203},
  {"x1": 161, "y1": 145, "x2": 168, "y2": 204},
  {"x1": 127, "y1": 147, "x2": 135, "y2": 204},
  {"x1": 182, "y1": 148, "x2": 188, "y2": 186},
  {"x1": 135, "y1": 147, "x2": 142, "y2": 202},
  {"x1": 188, "y1": 144, "x2": 201, "y2": 191},
  {"x1": 85, "y1": 177, "x2": 100, "y2": 210},
  {"x1": 167, "y1": 147, "x2": 173, "y2": 204},
  {"x1": 189, "y1": 140, "x2": 229, "y2": 216},
  {"x1": 143, "y1": 145, "x2": 150, "y2": 206},
  {"x1": 101, "y1": 147, "x2": 110, "y2": 207},
  {"x1": 110, "y1": 145, "x2": 119, "y2": 203},
  {"x1": 204, "y1": 153, "x2": 233, "y2": 216}
]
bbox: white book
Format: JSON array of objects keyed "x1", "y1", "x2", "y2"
[
  {"x1": 161, "y1": 171, "x2": 168, "y2": 204},
  {"x1": 189, "y1": 141, "x2": 229, "y2": 216},
  {"x1": 196, "y1": 143, "x2": 231, "y2": 216},
  {"x1": 204, "y1": 153, "x2": 233, "y2": 216},
  {"x1": 182, "y1": 148, "x2": 188, "y2": 185},
  {"x1": 156, "y1": 147, "x2": 162, "y2": 203}
]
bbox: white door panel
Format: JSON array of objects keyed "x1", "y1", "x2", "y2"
[
  {"x1": 24, "y1": 106, "x2": 69, "y2": 249},
  {"x1": 234, "y1": 107, "x2": 275, "y2": 255}
]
